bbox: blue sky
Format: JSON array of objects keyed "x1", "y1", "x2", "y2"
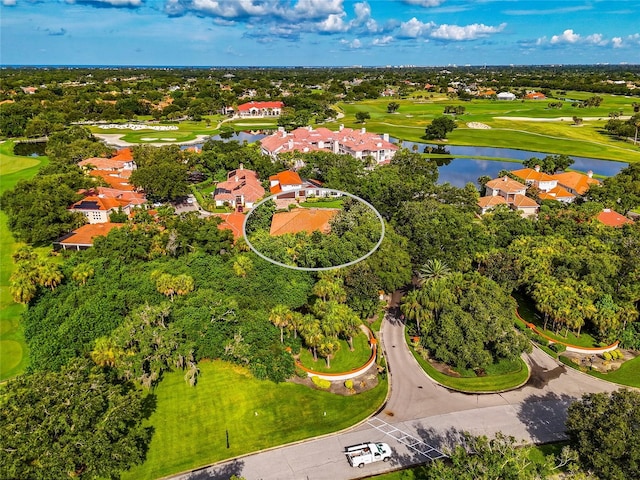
[{"x1": 1, "y1": 0, "x2": 639, "y2": 66}]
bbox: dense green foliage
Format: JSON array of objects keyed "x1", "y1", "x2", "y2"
[
  {"x1": 0, "y1": 359, "x2": 151, "y2": 479},
  {"x1": 424, "y1": 116, "x2": 457, "y2": 140},
  {"x1": 403, "y1": 272, "x2": 531, "y2": 371},
  {"x1": 587, "y1": 163, "x2": 640, "y2": 214},
  {"x1": 566, "y1": 390, "x2": 640, "y2": 480}
]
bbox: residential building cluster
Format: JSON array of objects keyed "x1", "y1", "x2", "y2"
[{"x1": 260, "y1": 126, "x2": 398, "y2": 164}]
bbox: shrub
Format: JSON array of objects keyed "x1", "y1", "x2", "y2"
[
  {"x1": 550, "y1": 343, "x2": 566, "y2": 354},
  {"x1": 344, "y1": 379, "x2": 354, "y2": 390},
  {"x1": 602, "y1": 351, "x2": 613, "y2": 361},
  {"x1": 295, "y1": 365, "x2": 308, "y2": 378},
  {"x1": 311, "y1": 376, "x2": 331, "y2": 389}
]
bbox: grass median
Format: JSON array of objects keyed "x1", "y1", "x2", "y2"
[{"x1": 406, "y1": 334, "x2": 529, "y2": 393}]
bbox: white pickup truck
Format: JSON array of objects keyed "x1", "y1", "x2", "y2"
[{"x1": 344, "y1": 442, "x2": 392, "y2": 468}]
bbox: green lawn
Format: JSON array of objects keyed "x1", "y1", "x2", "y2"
[
  {"x1": 298, "y1": 332, "x2": 373, "y2": 373},
  {"x1": 122, "y1": 360, "x2": 387, "y2": 479},
  {"x1": 331, "y1": 95, "x2": 640, "y2": 163},
  {"x1": 0, "y1": 140, "x2": 49, "y2": 380},
  {"x1": 407, "y1": 337, "x2": 529, "y2": 393},
  {"x1": 300, "y1": 198, "x2": 345, "y2": 209}
]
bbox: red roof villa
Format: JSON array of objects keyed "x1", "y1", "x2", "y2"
[{"x1": 213, "y1": 165, "x2": 265, "y2": 211}]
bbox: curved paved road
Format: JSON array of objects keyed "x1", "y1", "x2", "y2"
[{"x1": 173, "y1": 310, "x2": 618, "y2": 480}]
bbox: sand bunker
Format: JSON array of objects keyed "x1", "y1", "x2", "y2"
[{"x1": 467, "y1": 122, "x2": 491, "y2": 129}]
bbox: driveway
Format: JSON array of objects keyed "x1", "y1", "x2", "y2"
[{"x1": 170, "y1": 310, "x2": 618, "y2": 480}]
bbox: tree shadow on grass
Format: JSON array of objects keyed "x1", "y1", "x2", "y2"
[
  {"x1": 180, "y1": 459, "x2": 245, "y2": 480},
  {"x1": 516, "y1": 391, "x2": 576, "y2": 444}
]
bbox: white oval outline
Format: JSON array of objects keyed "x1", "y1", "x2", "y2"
[{"x1": 242, "y1": 188, "x2": 385, "y2": 272}]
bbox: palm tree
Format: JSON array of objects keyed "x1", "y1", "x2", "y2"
[
  {"x1": 71, "y1": 263, "x2": 94, "y2": 286},
  {"x1": 174, "y1": 274, "x2": 195, "y2": 297},
  {"x1": 318, "y1": 338, "x2": 339, "y2": 368},
  {"x1": 37, "y1": 261, "x2": 63, "y2": 291},
  {"x1": 9, "y1": 273, "x2": 37, "y2": 304},
  {"x1": 269, "y1": 304, "x2": 292, "y2": 343},
  {"x1": 418, "y1": 280, "x2": 452, "y2": 331},
  {"x1": 90, "y1": 337, "x2": 121, "y2": 368},
  {"x1": 418, "y1": 259, "x2": 451, "y2": 286},
  {"x1": 400, "y1": 289, "x2": 425, "y2": 334},
  {"x1": 233, "y1": 255, "x2": 253, "y2": 278},
  {"x1": 300, "y1": 316, "x2": 323, "y2": 361}
]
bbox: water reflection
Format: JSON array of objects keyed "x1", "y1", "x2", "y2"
[{"x1": 394, "y1": 138, "x2": 626, "y2": 177}]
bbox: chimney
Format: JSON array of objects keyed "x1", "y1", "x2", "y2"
[
  {"x1": 383, "y1": 133, "x2": 389, "y2": 142},
  {"x1": 307, "y1": 126, "x2": 312, "y2": 131},
  {"x1": 361, "y1": 127, "x2": 366, "y2": 134},
  {"x1": 587, "y1": 170, "x2": 593, "y2": 178},
  {"x1": 534, "y1": 165, "x2": 540, "y2": 172},
  {"x1": 339, "y1": 124, "x2": 344, "y2": 131},
  {"x1": 503, "y1": 175, "x2": 509, "y2": 181},
  {"x1": 288, "y1": 139, "x2": 294, "y2": 149},
  {"x1": 239, "y1": 163, "x2": 244, "y2": 170},
  {"x1": 603, "y1": 208, "x2": 611, "y2": 213}
]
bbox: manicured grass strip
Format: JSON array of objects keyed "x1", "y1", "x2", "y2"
[
  {"x1": 299, "y1": 198, "x2": 345, "y2": 209},
  {"x1": 407, "y1": 337, "x2": 528, "y2": 393},
  {"x1": 122, "y1": 360, "x2": 387, "y2": 480},
  {"x1": 298, "y1": 332, "x2": 372, "y2": 373}
]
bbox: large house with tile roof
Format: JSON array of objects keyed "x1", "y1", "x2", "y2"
[
  {"x1": 54, "y1": 222, "x2": 123, "y2": 251},
  {"x1": 268, "y1": 170, "x2": 325, "y2": 198},
  {"x1": 236, "y1": 101, "x2": 284, "y2": 118},
  {"x1": 480, "y1": 176, "x2": 539, "y2": 217},
  {"x1": 213, "y1": 165, "x2": 265, "y2": 211},
  {"x1": 260, "y1": 126, "x2": 398, "y2": 165},
  {"x1": 78, "y1": 147, "x2": 136, "y2": 171}
]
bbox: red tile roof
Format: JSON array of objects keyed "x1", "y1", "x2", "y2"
[
  {"x1": 270, "y1": 208, "x2": 340, "y2": 236},
  {"x1": 89, "y1": 170, "x2": 135, "y2": 191},
  {"x1": 237, "y1": 101, "x2": 284, "y2": 111},
  {"x1": 511, "y1": 167, "x2": 555, "y2": 183},
  {"x1": 597, "y1": 209, "x2": 633, "y2": 227},
  {"x1": 539, "y1": 185, "x2": 575, "y2": 201},
  {"x1": 70, "y1": 195, "x2": 125, "y2": 212},
  {"x1": 551, "y1": 171, "x2": 600, "y2": 195},
  {"x1": 512, "y1": 194, "x2": 539, "y2": 208},
  {"x1": 486, "y1": 176, "x2": 527, "y2": 194},
  {"x1": 214, "y1": 167, "x2": 265, "y2": 204},
  {"x1": 477, "y1": 196, "x2": 507, "y2": 209},
  {"x1": 59, "y1": 222, "x2": 123, "y2": 246},
  {"x1": 214, "y1": 212, "x2": 246, "y2": 239},
  {"x1": 270, "y1": 170, "x2": 302, "y2": 186}
]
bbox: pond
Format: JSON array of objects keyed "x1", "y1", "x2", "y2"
[
  {"x1": 13, "y1": 141, "x2": 47, "y2": 157},
  {"x1": 392, "y1": 138, "x2": 627, "y2": 177}
]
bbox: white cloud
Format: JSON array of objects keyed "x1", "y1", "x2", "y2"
[
  {"x1": 585, "y1": 33, "x2": 608, "y2": 46},
  {"x1": 340, "y1": 38, "x2": 362, "y2": 49},
  {"x1": 399, "y1": 17, "x2": 434, "y2": 38},
  {"x1": 354, "y1": 1, "x2": 370, "y2": 22},
  {"x1": 612, "y1": 37, "x2": 623, "y2": 48},
  {"x1": 318, "y1": 13, "x2": 348, "y2": 33},
  {"x1": 430, "y1": 22, "x2": 506, "y2": 41},
  {"x1": 402, "y1": 0, "x2": 445, "y2": 7},
  {"x1": 293, "y1": 0, "x2": 343, "y2": 20},
  {"x1": 372, "y1": 35, "x2": 393, "y2": 46},
  {"x1": 550, "y1": 29, "x2": 581, "y2": 44},
  {"x1": 2, "y1": 0, "x2": 17, "y2": 6}
]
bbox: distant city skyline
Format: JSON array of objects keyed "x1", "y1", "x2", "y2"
[{"x1": 1, "y1": 0, "x2": 639, "y2": 67}]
